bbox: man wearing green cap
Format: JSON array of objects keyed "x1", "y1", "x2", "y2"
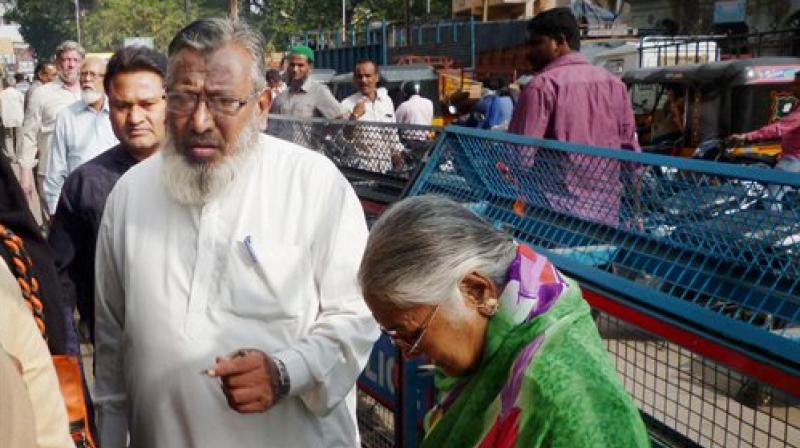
[{"x1": 271, "y1": 45, "x2": 344, "y2": 119}]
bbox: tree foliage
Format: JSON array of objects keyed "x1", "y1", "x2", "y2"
[
  {"x1": 6, "y1": 0, "x2": 76, "y2": 59},
  {"x1": 9, "y1": 0, "x2": 452, "y2": 60},
  {"x1": 81, "y1": 0, "x2": 205, "y2": 53}
]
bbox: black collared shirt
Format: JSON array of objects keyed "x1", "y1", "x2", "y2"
[{"x1": 48, "y1": 144, "x2": 138, "y2": 341}]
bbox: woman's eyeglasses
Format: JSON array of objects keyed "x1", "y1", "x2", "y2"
[{"x1": 381, "y1": 305, "x2": 440, "y2": 355}]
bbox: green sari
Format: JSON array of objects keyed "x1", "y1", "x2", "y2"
[{"x1": 422, "y1": 245, "x2": 649, "y2": 448}]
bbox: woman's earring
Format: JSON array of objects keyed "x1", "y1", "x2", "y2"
[{"x1": 481, "y1": 298, "x2": 498, "y2": 316}]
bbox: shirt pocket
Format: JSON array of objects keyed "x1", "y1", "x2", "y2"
[{"x1": 222, "y1": 238, "x2": 311, "y2": 321}]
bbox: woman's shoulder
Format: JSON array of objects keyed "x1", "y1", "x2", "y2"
[{"x1": 519, "y1": 318, "x2": 649, "y2": 446}]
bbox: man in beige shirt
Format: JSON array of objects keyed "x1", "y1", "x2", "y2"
[{"x1": 18, "y1": 40, "x2": 84, "y2": 203}]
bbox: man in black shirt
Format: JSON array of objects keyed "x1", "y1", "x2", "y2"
[{"x1": 48, "y1": 46, "x2": 168, "y2": 344}]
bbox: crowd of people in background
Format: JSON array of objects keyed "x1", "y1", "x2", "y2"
[{"x1": 0, "y1": 8, "x2": 657, "y2": 448}]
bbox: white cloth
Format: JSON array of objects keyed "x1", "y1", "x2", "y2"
[
  {"x1": 0, "y1": 86, "x2": 25, "y2": 128},
  {"x1": 94, "y1": 133, "x2": 379, "y2": 448},
  {"x1": 340, "y1": 88, "x2": 396, "y2": 123},
  {"x1": 395, "y1": 94, "x2": 433, "y2": 127},
  {"x1": 19, "y1": 79, "x2": 81, "y2": 173},
  {"x1": 340, "y1": 89, "x2": 403, "y2": 172},
  {"x1": 43, "y1": 99, "x2": 118, "y2": 213},
  {"x1": 0, "y1": 263, "x2": 73, "y2": 448}
]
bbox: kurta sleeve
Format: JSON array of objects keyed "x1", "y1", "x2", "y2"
[
  {"x1": 19, "y1": 88, "x2": 43, "y2": 169},
  {"x1": 93, "y1": 191, "x2": 128, "y2": 448},
  {"x1": 273, "y1": 173, "x2": 379, "y2": 416},
  {"x1": 43, "y1": 113, "x2": 69, "y2": 214},
  {"x1": 316, "y1": 85, "x2": 346, "y2": 119}
]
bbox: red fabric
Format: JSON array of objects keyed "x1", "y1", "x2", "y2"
[{"x1": 477, "y1": 407, "x2": 521, "y2": 448}]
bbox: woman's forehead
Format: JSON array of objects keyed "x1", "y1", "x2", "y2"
[{"x1": 368, "y1": 298, "x2": 429, "y2": 328}]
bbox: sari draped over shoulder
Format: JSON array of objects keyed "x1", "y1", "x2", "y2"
[{"x1": 422, "y1": 245, "x2": 650, "y2": 448}]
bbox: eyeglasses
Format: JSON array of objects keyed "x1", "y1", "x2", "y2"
[
  {"x1": 381, "y1": 305, "x2": 439, "y2": 356},
  {"x1": 166, "y1": 90, "x2": 260, "y2": 117},
  {"x1": 80, "y1": 71, "x2": 105, "y2": 80}
]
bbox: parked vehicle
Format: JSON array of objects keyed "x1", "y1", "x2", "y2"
[{"x1": 624, "y1": 57, "x2": 800, "y2": 162}]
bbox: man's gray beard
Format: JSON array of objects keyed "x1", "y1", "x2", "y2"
[
  {"x1": 160, "y1": 109, "x2": 261, "y2": 206},
  {"x1": 60, "y1": 70, "x2": 79, "y2": 85},
  {"x1": 81, "y1": 88, "x2": 103, "y2": 105}
]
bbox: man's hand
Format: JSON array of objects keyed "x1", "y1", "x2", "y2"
[
  {"x1": 350, "y1": 100, "x2": 366, "y2": 120},
  {"x1": 730, "y1": 134, "x2": 747, "y2": 144},
  {"x1": 207, "y1": 349, "x2": 281, "y2": 414},
  {"x1": 18, "y1": 167, "x2": 35, "y2": 199}
]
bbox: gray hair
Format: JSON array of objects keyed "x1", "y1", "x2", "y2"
[
  {"x1": 359, "y1": 195, "x2": 517, "y2": 310},
  {"x1": 167, "y1": 17, "x2": 266, "y2": 91},
  {"x1": 55, "y1": 40, "x2": 86, "y2": 60}
]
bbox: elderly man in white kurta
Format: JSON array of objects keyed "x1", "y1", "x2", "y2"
[{"x1": 94, "y1": 18, "x2": 379, "y2": 448}]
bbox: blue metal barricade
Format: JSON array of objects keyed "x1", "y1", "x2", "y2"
[
  {"x1": 269, "y1": 118, "x2": 800, "y2": 447},
  {"x1": 404, "y1": 126, "x2": 800, "y2": 448}
]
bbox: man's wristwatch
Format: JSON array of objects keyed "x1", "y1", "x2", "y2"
[{"x1": 273, "y1": 357, "x2": 291, "y2": 399}]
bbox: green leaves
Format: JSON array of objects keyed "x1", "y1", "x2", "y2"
[
  {"x1": 81, "y1": 0, "x2": 197, "y2": 53},
  {"x1": 9, "y1": 0, "x2": 453, "y2": 60}
]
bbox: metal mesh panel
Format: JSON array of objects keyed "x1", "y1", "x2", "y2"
[
  {"x1": 358, "y1": 390, "x2": 396, "y2": 448},
  {"x1": 597, "y1": 310, "x2": 800, "y2": 448},
  {"x1": 409, "y1": 129, "x2": 800, "y2": 362},
  {"x1": 406, "y1": 127, "x2": 800, "y2": 446},
  {"x1": 267, "y1": 114, "x2": 441, "y2": 179}
]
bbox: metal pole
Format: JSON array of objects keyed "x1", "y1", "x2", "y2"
[
  {"x1": 74, "y1": 0, "x2": 81, "y2": 44},
  {"x1": 342, "y1": 0, "x2": 346, "y2": 43},
  {"x1": 229, "y1": 0, "x2": 239, "y2": 18},
  {"x1": 405, "y1": 0, "x2": 411, "y2": 48},
  {"x1": 184, "y1": 0, "x2": 191, "y2": 21}
]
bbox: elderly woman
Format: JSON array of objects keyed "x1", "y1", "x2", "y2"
[{"x1": 359, "y1": 196, "x2": 649, "y2": 447}]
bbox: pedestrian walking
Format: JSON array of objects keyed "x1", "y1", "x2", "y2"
[
  {"x1": 48, "y1": 46, "x2": 167, "y2": 345},
  {"x1": 508, "y1": 8, "x2": 640, "y2": 226},
  {"x1": 94, "y1": 18, "x2": 378, "y2": 448},
  {"x1": 43, "y1": 57, "x2": 118, "y2": 213}
]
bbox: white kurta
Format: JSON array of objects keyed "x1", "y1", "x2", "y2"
[{"x1": 94, "y1": 133, "x2": 379, "y2": 448}]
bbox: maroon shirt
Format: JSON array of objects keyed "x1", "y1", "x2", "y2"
[
  {"x1": 509, "y1": 52, "x2": 640, "y2": 226},
  {"x1": 743, "y1": 106, "x2": 800, "y2": 159}
]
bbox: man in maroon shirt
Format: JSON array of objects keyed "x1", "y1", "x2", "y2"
[
  {"x1": 732, "y1": 72, "x2": 800, "y2": 166},
  {"x1": 509, "y1": 8, "x2": 640, "y2": 226},
  {"x1": 732, "y1": 72, "x2": 800, "y2": 209}
]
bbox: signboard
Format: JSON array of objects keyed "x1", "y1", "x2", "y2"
[
  {"x1": 123, "y1": 37, "x2": 155, "y2": 48},
  {"x1": 749, "y1": 65, "x2": 800, "y2": 85},
  {"x1": 358, "y1": 334, "x2": 398, "y2": 408},
  {"x1": 713, "y1": 0, "x2": 747, "y2": 24}
]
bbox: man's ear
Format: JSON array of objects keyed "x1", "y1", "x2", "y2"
[{"x1": 459, "y1": 272, "x2": 500, "y2": 317}]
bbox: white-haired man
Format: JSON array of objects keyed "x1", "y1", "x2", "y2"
[
  {"x1": 43, "y1": 57, "x2": 118, "y2": 213},
  {"x1": 18, "y1": 41, "x2": 84, "y2": 206},
  {"x1": 94, "y1": 18, "x2": 379, "y2": 447}
]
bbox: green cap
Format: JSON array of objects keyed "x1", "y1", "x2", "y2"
[{"x1": 288, "y1": 45, "x2": 314, "y2": 63}]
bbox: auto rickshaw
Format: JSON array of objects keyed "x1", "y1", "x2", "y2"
[{"x1": 623, "y1": 57, "x2": 800, "y2": 165}]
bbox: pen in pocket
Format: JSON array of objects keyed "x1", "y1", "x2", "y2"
[{"x1": 243, "y1": 235, "x2": 260, "y2": 265}]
